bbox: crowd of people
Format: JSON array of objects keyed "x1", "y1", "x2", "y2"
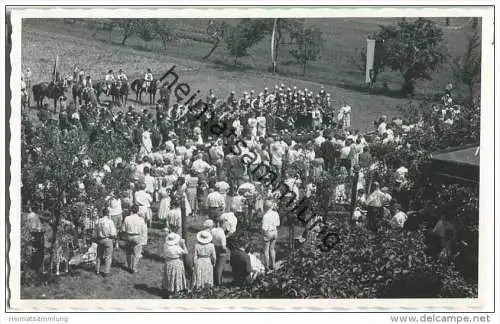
[{"x1": 22, "y1": 70, "x2": 464, "y2": 294}]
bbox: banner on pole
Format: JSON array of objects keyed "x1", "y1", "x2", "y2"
[
  {"x1": 52, "y1": 55, "x2": 59, "y2": 82},
  {"x1": 365, "y1": 39, "x2": 376, "y2": 84}
]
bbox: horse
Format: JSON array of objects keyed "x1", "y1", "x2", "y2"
[
  {"x1": 92, "y1": 82, "x2": 110, "y2": 103},
  {"x1": 110, "y1": 81, "x2": 129, "y2": 106},
  {"x1": 32, "y1": 82, "x2": 65, "y2": 110},
  {"x1": 82, "y1": 87, "x2": 99, "y2": 109},
  {"x1": 131, "y1": 78, "x2": 160, "y2": 104},
  {"x1": 72, "y1": 83, "x2": 85, "y2": 106}
]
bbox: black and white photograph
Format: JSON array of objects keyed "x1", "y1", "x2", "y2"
[{"x1": 4, "y1": 4, "x2": 497, "y2": 312}]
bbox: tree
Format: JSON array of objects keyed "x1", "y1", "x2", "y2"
[
  {"x1": 137, "y1": 21, "x2": 155, "y2": 49},
  {"x1": 202, "y1": 20, "x2": 228, "y2": 60},
  {"x1": 452, "y1": 32, "x2": 481, "y2": 103},
  {"x1": 223, "y1": 19, "x2": 266, "y2": 65},
  {"x1": 289, "y1": 26, "x2": 322, "y2": 75},
  {"x1": 368, "y1": 18, "x2": 447, "y2": 95},
  {"x1": 117, "y1": 19, "x2": 139, "y2": 46},
  {"x1": 23, "y1": 124, "x2": 134, "y2": 278},
  {"x1": 152, "y1": 19, "x2": 176, "y2": 50}
]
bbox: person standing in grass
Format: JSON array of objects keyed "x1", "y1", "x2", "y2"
[
  {"x1": 192, "y1": 230, "x2": 216, "y2": 289},
  {"x1": 94, "y1": 209, "x2": 117, "y2": 277},
  {"x1": 107, "y1": 191, "x2": 123, "y2": 249},
  {"x1": 121, "y1": 205, "x2": 148, "y2": 274},
  {"x1": 211, "y1": 219, "x2": 227, "y2": 286},
  {"x1": 261, "y1": 200, "x2": 280, "y2": 272},
  {"x1": 162, "y1": 232, "x2": 189, "y2": 294}
]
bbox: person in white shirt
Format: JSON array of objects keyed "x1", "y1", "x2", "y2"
[
  {"x1": 144, "y1": 68, "x2": 154, "y2": 88},
  {"x1": 261, "y1": 200, "x2": 280, "y2": 271},
  {"x1": 117, "y1": 69, "x2": 128, "y2": 82},
  {"x1": 220, "y1": 211, "x2": 238, "y2": 237},
  {"x1": 105, "y1": 69, "x2": 115, "y2": 83},
  {"x1": 143, "y1": 167, "x2": 156, "y2": 200},
  {"x1": 270, "y1": 138, "x2": 286, "y2": 176},
  {"x1": 121, "y1": 205, "x2": 148, "y2": 273},
  {"x1": 314, "y1": 130, "x2": 325, "y2": 148},
  {"x1": 191, "y1": 153, "x2": 212, "y2": 175},
  {"x1": 206, "y1": 187, "x2": 225, "y2": 221},
  {"x1": 94, "y1": 211, "x2": 118, "y2": 276},
  {"x1": 391, "y1": 204, "x2": 408, "y2": 229},
  {"x1": 107, "y1": 192, "x2": 123, "y2": 248},
  {"x1": 256, "y1": 113, "x2": 266, "y2": 138},
  {"x1": 247, "y1": 113, "x2": 258, "y2": 139},
  {"x1": 134, "y1": 183, "x2": 153, "y2": 228},
  {"x1": 377, "y1": 116, "x2": 387, "y2": 136}
]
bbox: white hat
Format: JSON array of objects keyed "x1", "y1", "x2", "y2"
[
  {"x1": 196, "y1": 230, "x2": 213, "y2": 245},
  {"x1": 165, "y1": 233, "x2": 181, "y2": 246},
  {"x1": 203, "y1": 219, "x2": 215, "y2": 229}
]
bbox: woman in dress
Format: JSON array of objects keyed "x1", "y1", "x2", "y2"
[
  {"x1": 157, "y1": 179, "x2": 171, "y2": 226},
  {"x1": 192, "y1": 230, "x2": 216, "y2": 289},
  {"x1": 162, "y1": 232, "x2": 188, "y2": 294},
  {"x1": 165, "y1": 197, "x2": 182, "y2": 235},
  {"x1": 185, "y1": 171, "x2": 199, "y2": 217},
  {"x1": 140, "y1": 128, "x2": 153, "y2": 157}
]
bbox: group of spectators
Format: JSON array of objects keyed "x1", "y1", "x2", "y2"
[{"x1": 22, "y1": 77, "x2": 463, "y2": 294}]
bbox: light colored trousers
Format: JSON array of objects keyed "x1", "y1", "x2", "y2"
[
  {"x1": 96, "y1": 238, "x2": 114, "y2": 274},
  {"x1": 126, "y1": 236, "x2": 143, "y2": 272}
]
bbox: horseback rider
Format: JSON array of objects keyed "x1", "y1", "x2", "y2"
[
  {"x1": 79, "y1": 68, "x2": 86, "y2": 86},
  {"x1": 105, "y1": 69, "x2": 115, "y2": 95},
  {"x1": 117, "y1": 69, "x2": 128, "y2": 82},
  {"x1": 144, "y1": 68, "x2": 154, "y2": 90}
]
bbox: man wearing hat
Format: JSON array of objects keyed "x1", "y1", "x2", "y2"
[
  {"x1": 117, "y1": 69, "x2": 128, "y2": 82},
  {"x1": 121, "y1": 205, "x2": 148, "y2": 273}
]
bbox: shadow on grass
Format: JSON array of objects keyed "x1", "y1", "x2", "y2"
[
  {"x1": 134, "y1": 283, "x2": 168, "y2": 298},
  {"x1": 141, "y1": 249, "x2": 165, "y2": 263},
  {"x1": 335, "y1": 82, "x2": 409, "y2": 99},
  {"x1": 207, "y1": 59, "x2": 253, "y2": 73}
]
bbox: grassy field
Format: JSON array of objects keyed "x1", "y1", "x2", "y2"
[{"x1": 22, "y1": 18, "x2": 477, "y2": 131}]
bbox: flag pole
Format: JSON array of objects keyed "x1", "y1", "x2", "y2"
[{"x1": 271, "y1": 18, "x2": 278, "y2": 73}]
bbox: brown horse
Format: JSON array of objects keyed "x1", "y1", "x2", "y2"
[
  {"x1": 110, "y1": 81, "x2": 129, "y2": 106},
  {"x1": 131, "y1": 78, "x2": 159, "y2": 104},
  {"x1": 32, "y1": 82, "x2": 65, "y2": 109}
]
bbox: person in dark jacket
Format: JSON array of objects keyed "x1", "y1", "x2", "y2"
[
  {"x1": 228, "y1": 238, "x2": 252, "y2": 286},
  {"x1": 320, "y1": 135, "x2": 336, "y2": 172}
]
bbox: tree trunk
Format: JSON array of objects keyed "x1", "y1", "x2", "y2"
[
  {"x1": 400, "y1": 73, "x2": 415, "y2": 96},
  {"x1": 302, "y1": 61, "x2": 306, "y2": 75},
  {"x1": 203, "y1": 38, "x2": 220, "y2": 59},
  {"x1": 47, "y1": 206, "x2": 61, "y2": 279},
  {"x1": 121, "y1": 35, "x2": 129, "y2": 45}
]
